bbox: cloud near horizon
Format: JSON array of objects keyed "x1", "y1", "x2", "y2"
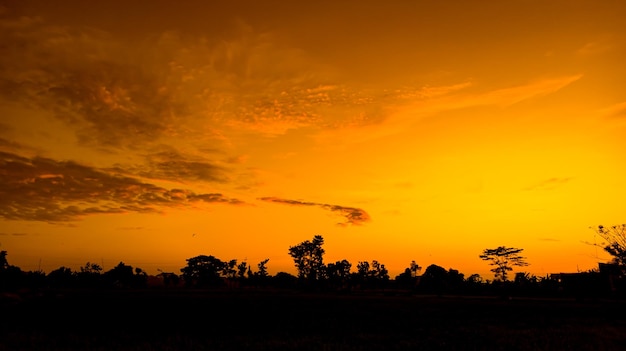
[
  {"x1": 258, "y1": 196, "x2": 370, "y2": 226},
  {"x1": 0, "y1": 151, "x2": 244, "y2": 223}
]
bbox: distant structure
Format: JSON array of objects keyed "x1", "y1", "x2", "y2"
[{"x1": 549, "y1": 262, "x2": 625, "y2": 298}]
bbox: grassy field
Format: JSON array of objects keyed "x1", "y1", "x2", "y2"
[{"x1": 2, "y1": 289, "x2": 626, "y2": 350}]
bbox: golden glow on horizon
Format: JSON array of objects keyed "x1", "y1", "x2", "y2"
[{"x1": 1, "y1": 1, "x2": 625, "y2": 279}]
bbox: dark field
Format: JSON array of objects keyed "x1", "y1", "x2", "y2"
[{"x1": 2, "y1": 290, "x2": 626, "y2": 350}]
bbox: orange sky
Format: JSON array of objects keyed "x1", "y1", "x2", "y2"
[{"x1": 1, "y1": 0, "x2": 625, "y2": 279}]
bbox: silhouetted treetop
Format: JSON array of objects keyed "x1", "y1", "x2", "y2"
[
  {"x1": 180, "y1": 255, "x2": 227, "y2": 287},
  {"x1": 0, "y1": 250, "x2": 8, "y2": 271},
  {"x1": 288, "y1": 235, "x2": 325, "y2": 282},
  {"x1": 480, "y1": 246, "x2": 528, "y2": 282}
]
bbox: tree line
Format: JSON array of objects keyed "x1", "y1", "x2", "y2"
[{"x1": 2, "y1": 224, "x2": 626, "y2": 298}]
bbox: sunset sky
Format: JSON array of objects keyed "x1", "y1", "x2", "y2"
[{"x1": 1, "y1": 0, "x2": 625, "y2": 279}]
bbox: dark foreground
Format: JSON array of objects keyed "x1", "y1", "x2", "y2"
[{"x1": 2, "y1": 289, "x2": 626, "y2": 350}]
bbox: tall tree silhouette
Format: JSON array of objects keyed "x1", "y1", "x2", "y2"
[
  {"x1": 257, "y1": 259, "x2": 270, "y2": 278},
  {"x1": 480, "y1": 246, "x2": 528, "y2": 281},
  {"x1": 288, "y1": 235, "x2": 325, "y2": 282}
]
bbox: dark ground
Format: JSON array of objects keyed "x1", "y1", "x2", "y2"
[{"x1": 2, "y1": 289, "x2": 626, "y2": 350}]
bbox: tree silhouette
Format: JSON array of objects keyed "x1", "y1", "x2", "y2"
[
  {"x1": 480, "y1": 246, "x2": 528, "y2": 281},
  {"x1": 180, "y1": 255, "x2": 226, "y2": 287},
  {"x1": 245, "y1": 258, "x2": 271, "y2": 287},
  {"x1": 326, "y1": 259, "x2": 352, "y2": 290},
  {"x1": 47, "y1": 266, "x2": 75, "y2": 289},
  {"x1": 156, "y1": 270, "x2": 180, "y2": 287},
  {"x1": 0, "y1": 251, "x2": 24, "y2": 291},
  {"x1": 409, "y1": 260, "x2": 422, "y2": 277},
  {"x1": 104, "y1": 262, "x2": 134, "y2": 287},
  {"x1": 356, "y1": 261, "x2": 370, "y2": 278},
  {"x1": 395, "y1": 261, "x2": 422, "y2": 290},
  {"x1": 237, "y1": 261, "x2": 248, "y2": 280},
  {"x1": 103, "y1": 262, "x2": 147, "y2": 288},
  {"x1": 80, "y1": 262, "x2": 102, "y2": 274},
  {"x1": 273, "y1": 271, "x2": 297, "y2": 289},
  {"x1": 288, "y1": 235, "x2": 325, "y2": 283},
  {"x1": 223, "y1": 259, "x2": 238, "y2": 279},
  {"x1": 0, "y1": 250, "x2": 8, "y2": 271},
  {"x1": 420, "y1": 264, "x2": 449, "y2": 295},
  {"x1": 591, "y1": 224, "x2": 626, "y2": 265},
  {"x1": 355, "y1": 260, "x2": 389, "y2": 289},
  {"x1": 257, "y1": 259, "x2": 270, "y2": 278},
  {"x1": 76, "y1": 261, "x2": 103, "y2": 288},
  {"x1": 466, "y1": 274, "x2": 483, "y2": 284}
]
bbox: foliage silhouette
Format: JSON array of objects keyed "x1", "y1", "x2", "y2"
[
  {"x1": 248, "y1": 258, "x2": 271, "y2": 287},
  {"x1": 480, "y1": 246, "x2": 529, "y2": 281},
  {"x1": 591, "y1": 224, "x2": 626, "y2": 266},
  {"x1": 47, "y1": 266, "x2": 75, "y2": 289},
  {"x1": 0, "y1": 250, "x2": 8, "y2": 271},
  {"x1": 180, "y1": 255, "x2": 227, "y2": 287},
  {"x1": 0, "y1": 251, "x2": 23, "y2": 292},
  {"x1": 257, "y1": 259, "x2": 270, "y2": 278},
  {"x1": 76, "y1": 261, "x2": 104, "y2": 288},
  {"x1": 355, "y1": 260, "x2": 390, "y2": 289},
  {"x1": 394, "y1": 261, "x2": 422, "y2": 290},
  {"x1": 326, "y1": 259, "x2": 352, "y2": 290},
  {"x1": 224, "y1": 259, "x2": 238, "y2": 279},
  {"x1": 2, "y1": 227, "x2": 626, "y2": 299},
  {"x1": 156, "y1": 270, "x2": 180, "y2": 287},
  {"x1": 420, "y1": 264, "x2": 450, "y2": 295},
  {"x1": 288, "y1": 235, "x2": 325, "y2": 283},
  {"x1": 103, "y1": 262, "x2": 147, "y2": 288},
  {"x1": 236, "y1": 261, "x2": 248, "y2": 280},
  {"x1": 272, "y1": 271, "x2": 297, "y2": 289}
]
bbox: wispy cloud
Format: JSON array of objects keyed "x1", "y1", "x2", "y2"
[
  {"x1": 414, "y1": 75, "x2": 583, "y2": 112},
  {"x1": 537, "y1": 237, "x2": 561, "y2": 242},
  {"x1": 473, "y1": 75, "x2": 582, "y2": 107},
  {"x1": 576, "y1": 40, "x2": 613, "y2": 57},
  {"x1": 0, "y1": 151, "x2": 244, "y2": 223},
  {"x1": 0, "y1": 232, "x2": 28, "y2": 236},
  {"x1": 599, "y1": 101, "x2": 626, "y2": 119},
  {"x1": 316, "y1": 75, "x2": 582, "y2": 146},
  {"x1": 524, "y1": 177, "x2": 573, "y2": 191},
  {"x1": 258, "y1": 196, "x2": 370, "y2": 226}
]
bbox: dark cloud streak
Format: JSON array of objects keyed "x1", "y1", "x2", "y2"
[
  {"x1": 141, "y1": 150, "x2": 227, "y2": 183},
  {"x1": 259, "y1": 196, "x2": 370, "y2": 226},
  {"x1": 0, "y1": 151, "x2": 244, "y2": 223}
]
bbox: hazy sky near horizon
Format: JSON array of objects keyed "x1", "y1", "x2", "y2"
[{"x1": 1, "y1": 0, "x2": 625, "y2": 278}]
